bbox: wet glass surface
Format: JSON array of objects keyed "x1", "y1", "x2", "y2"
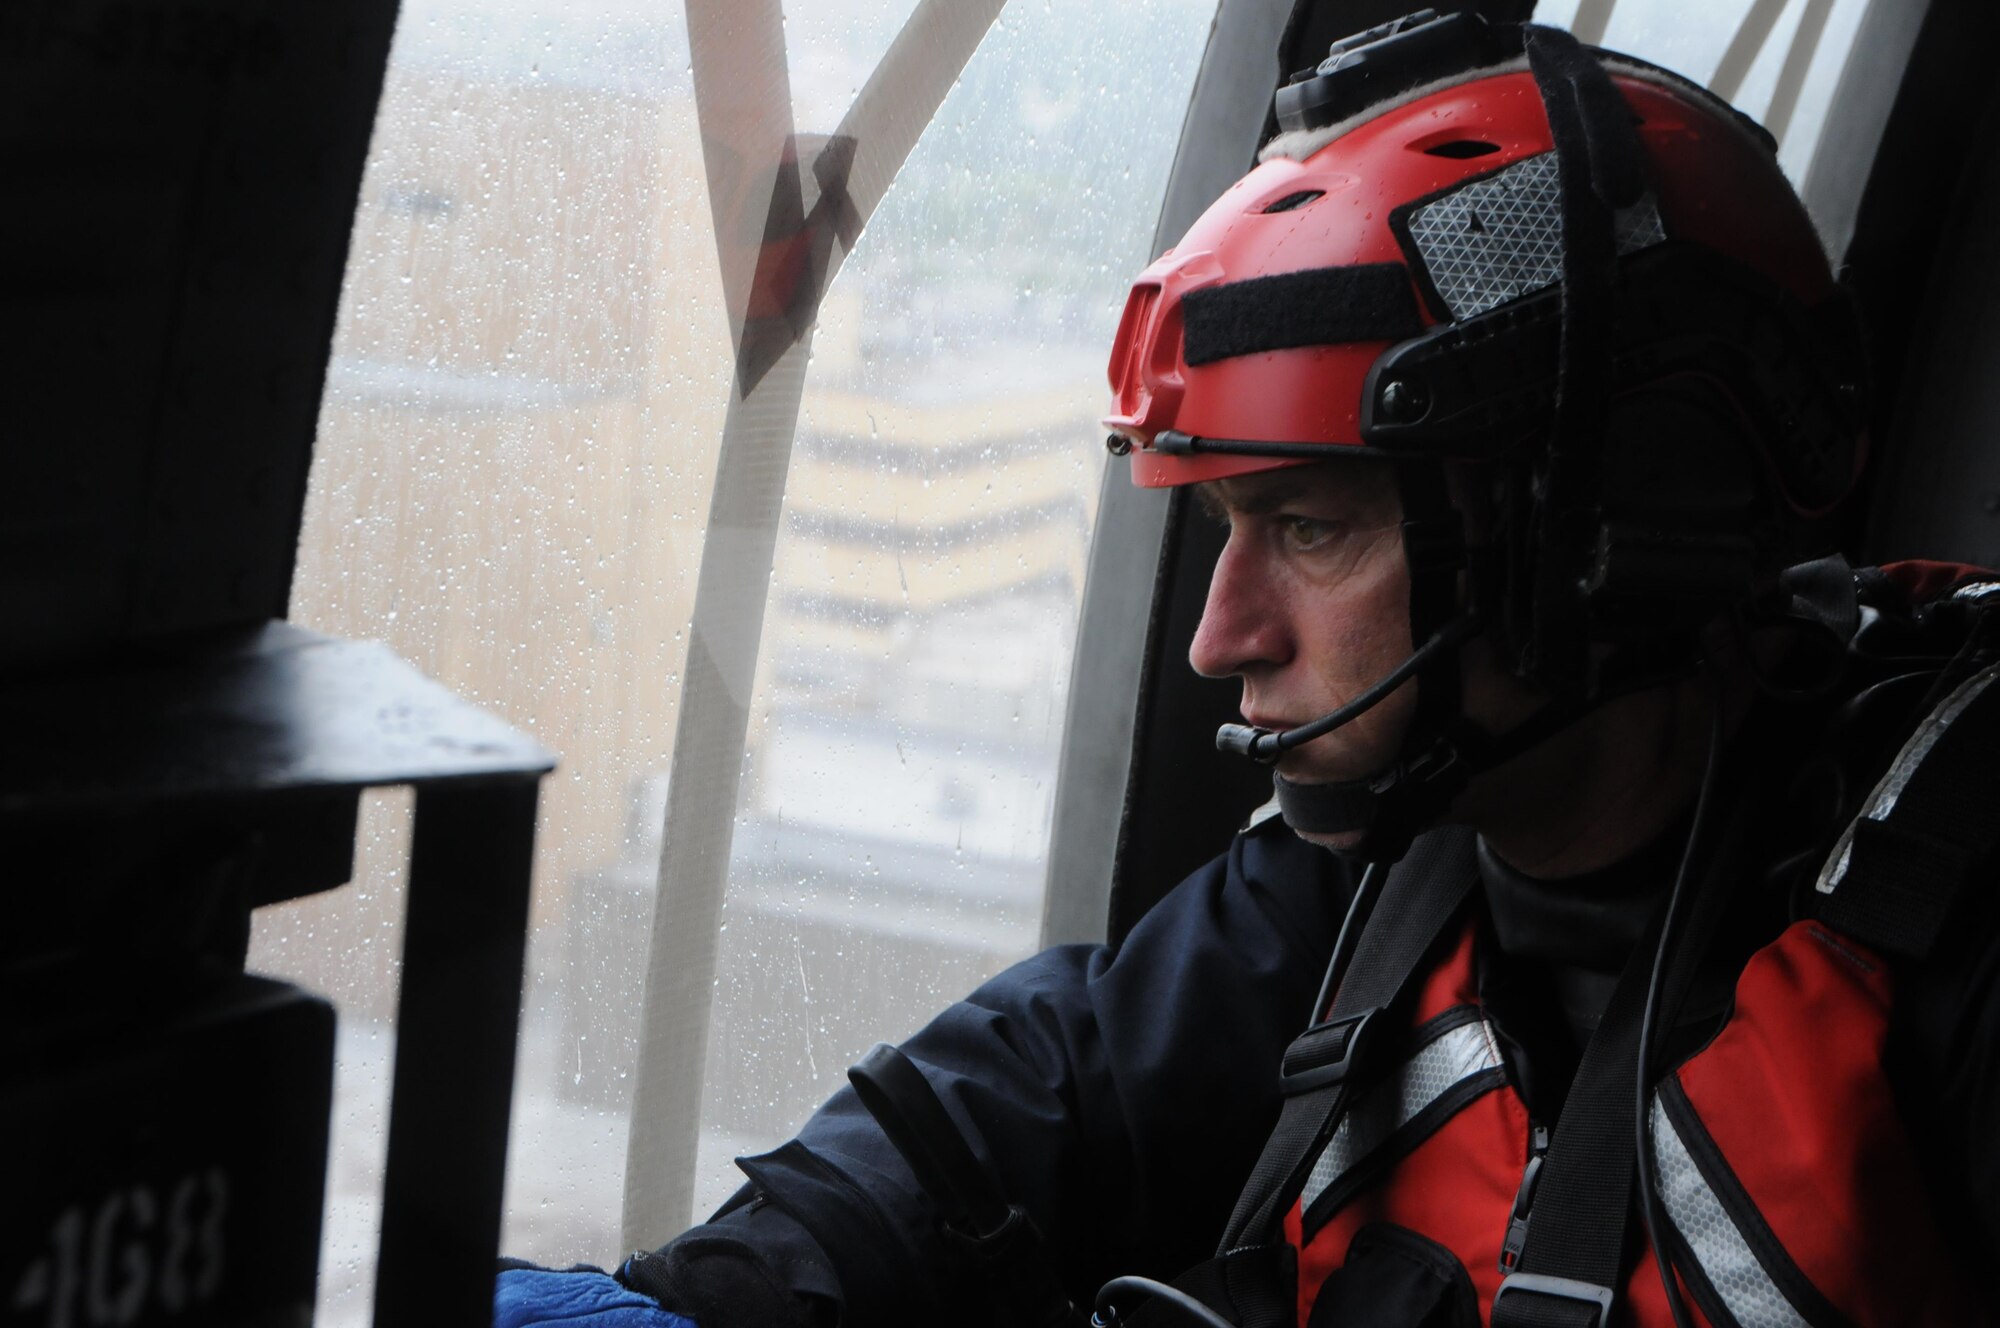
[{"x1": 248, "y1": 0, "x2": 1212, "y2": 1316}]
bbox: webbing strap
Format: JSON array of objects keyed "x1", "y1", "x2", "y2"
[
  {"x1": 1181, "y1": 264, "x2": 1424, "y2": 366},
  {"x1": 1489, "y1": 938, "x2": 1654, "y2": 1328},
  {"x1": 1218, "y1": 826, "x2": 1479, "y2": 1254},
  {"x1": 1519, "y1": 24, "x2": 1648, "y2": 697},
  {"x1": 1495, "y1": 709, "x2": 1765, "y2": 1328},
  {"x1": 1491, "y1": 37, "x2": 1656, "y2": 1311},
  {"x1": 621, "y1": 0, "x2": 1008, "y2": 1249},
  {"x1": 1815, "y1": 659, "x2": 2000, "y2": 958}
]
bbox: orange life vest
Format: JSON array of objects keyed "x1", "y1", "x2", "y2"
[{"x1": 1284, "y1": 913, "x2": 1985, "y2": 1327}]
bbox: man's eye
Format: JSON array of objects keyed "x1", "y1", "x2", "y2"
[{"x1": 1281, "y1": 516, "x2": 1339, "y2": 549}]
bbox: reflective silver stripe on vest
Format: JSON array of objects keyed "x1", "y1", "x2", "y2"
[
  {"x1": 1649, "y1": 1095, "x2": 1811, "y2": 1328},
  {"x1": 1300, "y1": 1015, "x2": 1504, "y2": 1213},
  {"x1": 1816, "y1": 659, "x2": 2000, "y2": 895}
]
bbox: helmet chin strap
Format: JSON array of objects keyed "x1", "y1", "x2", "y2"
[{"x1": 1272, "y1": 693, "x2": 1590, "y2": 861}]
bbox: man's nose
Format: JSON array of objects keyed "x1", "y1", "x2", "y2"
[{"x1": 1189, "y1": 532, "x2": 1291, "y2": 679}]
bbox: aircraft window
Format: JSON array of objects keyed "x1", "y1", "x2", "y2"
[
  {"x1": 247, "y1": 0, "x2": 730, "y2": 1319},
  {"x1": 246, "y1": 0, "x2": 1213, "y2": 1316},
  {"x1": 1538, "y1": 0, "x2": 1880, "y2": 189},
  {"x1": 684, "y1": 0, "x2": 1216, "y2": 1225}
]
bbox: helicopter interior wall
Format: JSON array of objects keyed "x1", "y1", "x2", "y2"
[
  {"x1": 1849, "y1": 1, "x2": 2000, "y2": 564},
  {"x1": 1042, "y1": 0, "x2": 1297, "y2": 949},
  {"x1": 1104, "y1": 492, "x2": 1280, "y2": 943}
]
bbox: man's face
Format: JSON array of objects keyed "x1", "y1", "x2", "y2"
[{"x1": 1189, "y1": 461, "x2": 1415, "y2": 790}]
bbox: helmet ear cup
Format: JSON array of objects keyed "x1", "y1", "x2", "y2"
[
  {"x1": 1482, "y1": 376, "x2": 1766, "y2": 685},
  {"x1": 1582, "y1": 377, "x2": 1764, "y2": 642}
]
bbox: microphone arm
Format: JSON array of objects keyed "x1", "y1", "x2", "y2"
[{"x1": 1216, "y1": 612, "x2": 1482, "y2": 764}]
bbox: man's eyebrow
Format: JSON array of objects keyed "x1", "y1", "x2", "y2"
[
  {"x1": 1193, "y1": 483, "x2": 1233, "y2": 521},
  {"x1": 1203, "y1": 482, "x2": 1290, "y2": 517},
  {"x1": 1196, "y1": 469, "x2": 1387, "y2": 519}
]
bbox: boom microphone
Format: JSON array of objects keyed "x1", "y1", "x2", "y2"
[{"x1": 1216, "y1": 612, "x2": 1482, "y2": 764}]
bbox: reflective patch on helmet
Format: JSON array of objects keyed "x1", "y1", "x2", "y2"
[
  {"x1": 1299, "y1": 1012, "x2": 1502, "y2": 1215},
  {"x1": 1404, "y1": 151, "x2": 1666, "y2": 321},
  {"x1": 1651, "y1": 1094, "x2": 1816, "y2": 1328}
]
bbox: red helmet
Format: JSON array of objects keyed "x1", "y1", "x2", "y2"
[
  {"x1": 1103, "y1": 21, "x2": 1860, "y2": 523},
  {"x1": 1104, "y1": 12, "x2": 1868, "y2": 856}
]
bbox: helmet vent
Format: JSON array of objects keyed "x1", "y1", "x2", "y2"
[
  {"x1": 1423, "y1": 139, "x2": 1499, "y2": 159},
  {"x1": 1260, "y1": 190, "x2": 1324, "y2": 214}
]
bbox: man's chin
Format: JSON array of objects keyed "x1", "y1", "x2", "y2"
[
  {"x1": 1291, "y1": 824, "x2": 1369, "y2": 853},
  {"x1": 1271, "y1": 772, "x2": 1378, "y2": 854},
  {"x1": 1274, "y1": 754, "x2": 1376, "y2": 787}
]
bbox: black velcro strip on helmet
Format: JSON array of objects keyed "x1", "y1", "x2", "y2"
[{"x1": 1182, "y1": 264, "x2": 1423, "y2": 366}]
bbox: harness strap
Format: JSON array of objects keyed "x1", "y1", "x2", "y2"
[
  {"x1": 1487, "y1": 38, "x2": 1674, "y2": 1325},
  {"x1": 1517, "y1": 24, "x2": 1636, "y2": 697},
  {"x1": 1495, "y1": 688, "x2": 1771, "y2": 1328},
  {"x1": 1218, "y1": 827, "x2": 1480, "y2": 1257},
  {"x1": 1814, "y1": 658, "x2": 2000, "y2": 959},
  {"x1": 1489, "y1": 935, "x2": 1658, "y2": 1328}
]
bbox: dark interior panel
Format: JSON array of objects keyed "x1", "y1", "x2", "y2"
[{"x1": 0, "y1": 2, "x2": 395, "y2": 673}]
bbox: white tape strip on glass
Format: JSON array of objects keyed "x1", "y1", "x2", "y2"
[{"x1": 620, "y1": 0, "x2": 1007, "y2": 1249}]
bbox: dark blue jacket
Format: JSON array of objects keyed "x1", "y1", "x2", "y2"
[
  {"x1": 634, "y1": 804, "x2": 2000, "y2": 1328},
  {"x1": 632, "y1": 819, "x2": 1353, "y2": 1327}
]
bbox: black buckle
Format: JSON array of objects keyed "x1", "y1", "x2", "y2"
[
  {"x1": 1493, "y1": 1273, "x2": 1614, "y2": 1327},
  {"x1": 1496, "y1": 1160, "x2": 1542, "y2": 1272},
  {"x1": 1277, "y1": 1007, "x2": 1381, "y2": 1095}
]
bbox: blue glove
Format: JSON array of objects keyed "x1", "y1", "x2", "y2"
[{"x1": 493, "y1": 1264, "x2": 697, "y2": 1328}]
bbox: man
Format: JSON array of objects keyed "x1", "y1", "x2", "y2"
[{"x1": 501, "y1": 13, "x2": 2000, "y2": 1327}]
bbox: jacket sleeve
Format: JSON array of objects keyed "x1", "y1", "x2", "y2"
[{"x1": 637, "y1": 819, "x2": 1353, "y2": 1328}]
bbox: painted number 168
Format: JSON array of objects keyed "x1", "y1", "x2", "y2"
[{"x1": 10, "y1": 1171, "x2": 229, "y2": 1328}]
